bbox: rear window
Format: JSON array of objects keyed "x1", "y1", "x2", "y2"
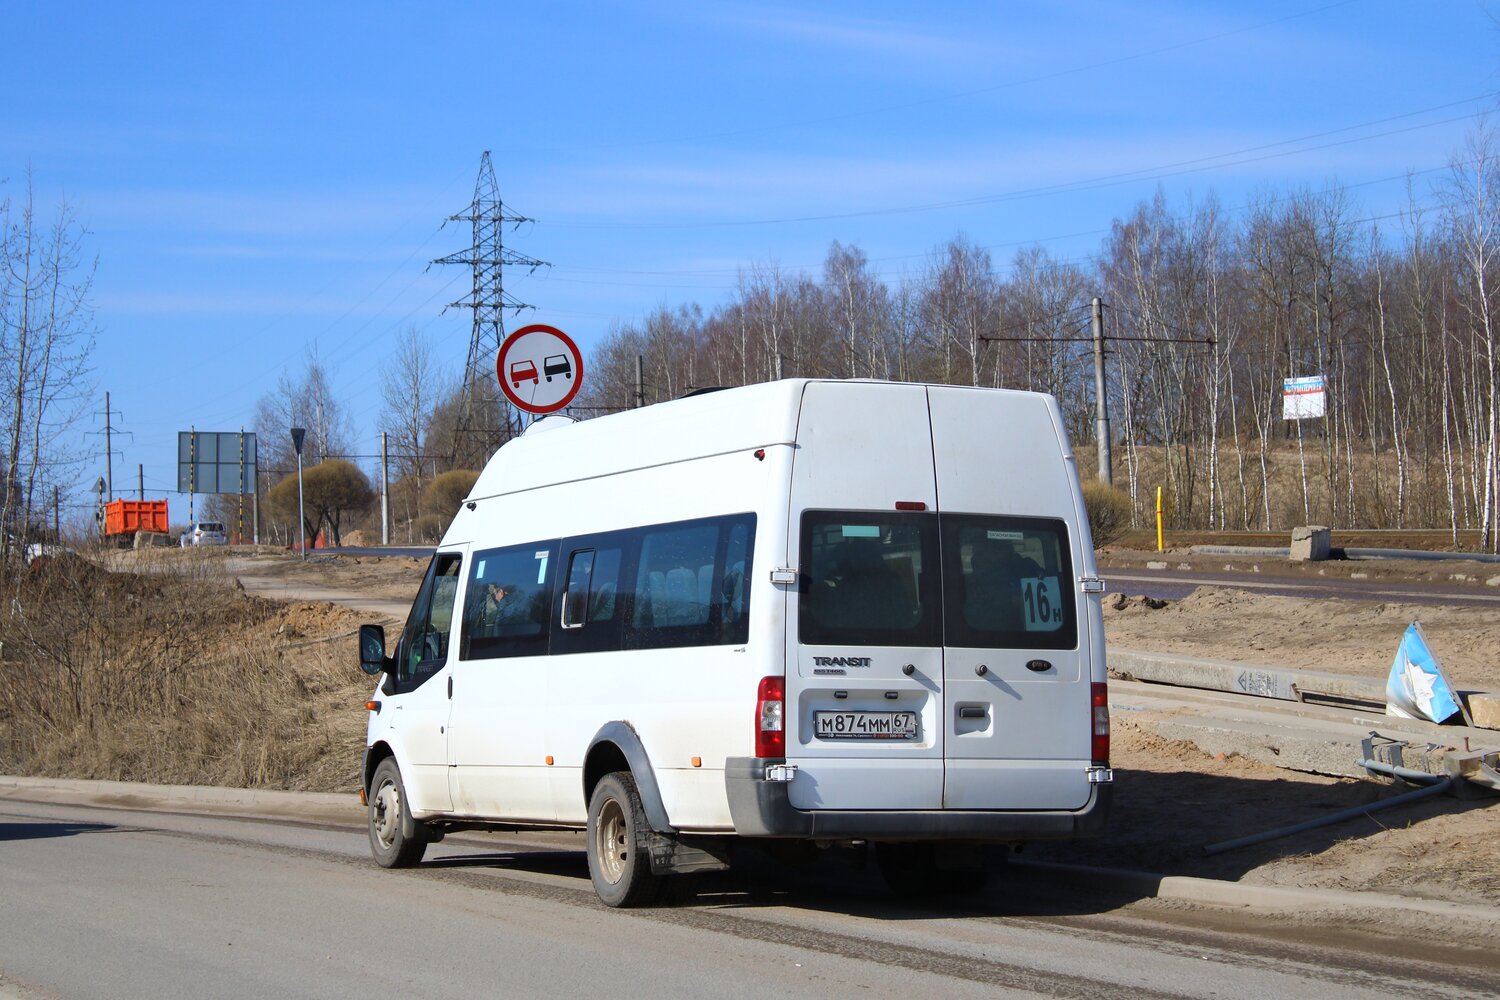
[
  {"x1": 199, "y1": 523, "x2": 223, "y2": 532},
  {"x1": 798, "y1": 510, "x2": 1078, "y2": 650},
  {"x1": 941, "y1": 515, "x2": 1077, "y2": 650},
  {"x1": 799, "y1": 511, "x2": 939, "y2": 647}
]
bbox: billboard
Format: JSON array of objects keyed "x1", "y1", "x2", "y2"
[
  {"x1": 177, "y1": 431, "x2": 257, "y2": 495},
  {"x1": 1282, "y1": 375, "x2": 1327, "y2": 421}
]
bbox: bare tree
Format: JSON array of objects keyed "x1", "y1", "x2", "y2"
[
  {"x1": 379, "y1": 326, "x2": 449, "y2": 524},
  {"x1": 254, "y1": 350, "x2": 354, "y2": 478},
  {"x1": 0, "y1": 174, "x2": 95, "y2": 569},
  {"x1": 1442, "y1": 121, "x2": 1500, "y2": 550}
]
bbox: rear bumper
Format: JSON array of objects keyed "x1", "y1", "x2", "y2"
[{"x1": 724, "y1": 757, "x2": 1111, "y2": 841}]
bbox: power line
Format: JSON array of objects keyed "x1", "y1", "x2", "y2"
[
  {"x1": 546, "y1": 96, "x2": 1493, "y2": 231},
  {"x1": 564, "y1": 0, "x2": 1363, "y2": 152}
]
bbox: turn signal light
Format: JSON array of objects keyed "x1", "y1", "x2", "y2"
[
  {"x1": 755, "y1": 675, "x2": 785, "y2": 758},
  {"x1": 1091, "y1": 682, "x2": 1110, "y2": 765},
  {"x1": 365, "y1": 701, "x2": 380, "y2": 713}
]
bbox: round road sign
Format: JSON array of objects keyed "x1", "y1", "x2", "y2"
[{"x1": 496, "y1": 323, "x2": 584, "y2": 415}]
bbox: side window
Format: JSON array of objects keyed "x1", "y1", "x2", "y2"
[
  {"x1": 624, "y1": 514, "x2": 755, "y2": 651},
  {"x1": 561, "y1": 550, "x2": 596, "y2": 628},
  {"x1": 396, "y1": 552, "x2": 463, "y2": 691},
  {"x1": 632, "y1": 525, "x2": 718, "y2": 630},
  {"x1": 799, "y1": 511, "x2": 939, "y2": 647},
  {"x1": 461, "y1": 542, "x2": 557, "y2": 660},
  {"x1": 722, "y1": 520, "x2": 751, "y2": 625},
  {"x1": 941, "y1": 515, "x2": 1076, "y2": 650},
  {"x1": 551, "y1": 539, "x2": 627, "y2": 655}
]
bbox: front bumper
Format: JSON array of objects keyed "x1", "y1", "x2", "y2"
[{"x1": 724, "y1": 757, "x2": 1111, "y2": 841}]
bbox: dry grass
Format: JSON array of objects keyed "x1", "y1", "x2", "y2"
[
  {"x1": 1078, "y1": 439, "x2": 1480, "y2": 533},
  {"x1": 0, "y1": 553, "x2": 369, "y2": 791}
]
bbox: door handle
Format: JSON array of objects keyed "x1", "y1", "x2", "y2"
[
  {"x1": 958, "y1": 706, "x2": 986, "y2": 719},
  {"x1": 448, "y1": 675, "x2": 453, "y2": 699}
]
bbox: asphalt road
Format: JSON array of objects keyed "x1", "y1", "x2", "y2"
[
  {"x1": 1, "y1": 798, "x2": 1492, "y2": 999},
  {"x1": 1101, "y1": 567, "x2": 1500, "y2": 608}
]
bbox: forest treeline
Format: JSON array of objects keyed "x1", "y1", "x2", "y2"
[{"x1": 580, "y1": 128, "x2": 1500, "y2": 548}]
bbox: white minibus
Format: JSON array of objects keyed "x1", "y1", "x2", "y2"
[{"x1": 358, "y1": 379, "x2": 1111, "y2": 905}]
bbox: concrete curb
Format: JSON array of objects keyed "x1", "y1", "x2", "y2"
[
  {"x1": 1010, "y1": 859, "x2": 1500, "y2": 926},
  {"x1": 0, "y1": 775, "x2": 360, "y2": 824},
  {"x1": 4, "y1": 775, "x2": 1494, "y2": 924}
]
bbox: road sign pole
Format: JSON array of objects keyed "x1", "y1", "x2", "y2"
[{"x1": 291, "y1": 427, "x2": 307, "y2": 560}]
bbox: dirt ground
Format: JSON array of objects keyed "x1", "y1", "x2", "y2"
[
  {"x1": 1103, "y1": 580, "x2": 1500, "y2": 691},
  {"x1": 95, "y1": 546, "x2": 1500, "y2": 904}
]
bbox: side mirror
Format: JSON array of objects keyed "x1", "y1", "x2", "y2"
[{"x1": 358, "y1": 624, "x2": 388, "y2": 676}]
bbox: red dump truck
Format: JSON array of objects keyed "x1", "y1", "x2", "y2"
[{"x1": 104, "y1": 499, "x2": 169, "y2": 546}]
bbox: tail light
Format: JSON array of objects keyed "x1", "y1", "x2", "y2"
[
  {"x1": 755, "y1": 675, "x2": 785, "y2": 758},
  {"x1": 1091, "y1": 682, "x2": 1110, "y2": 765}
]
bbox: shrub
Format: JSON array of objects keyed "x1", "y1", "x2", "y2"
[{"x1": 1081, "y1": 481, "x2": 1133, "y2": 547}]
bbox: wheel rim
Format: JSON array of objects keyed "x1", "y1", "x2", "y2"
[
  {"x1": 372, "y1": 778, "x2": 401, "y2": 850},
  {"x1": 595, "y1": 796, "x2": 628, "y2": 884}
]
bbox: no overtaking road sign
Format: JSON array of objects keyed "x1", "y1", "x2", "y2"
[{"x1": 497, "y1": 323, "x2": 584, "y2": 415}]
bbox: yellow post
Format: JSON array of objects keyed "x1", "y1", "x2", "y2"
[{"x1": 1155, "y1": 486, "x2": 1164, "y2": 552}]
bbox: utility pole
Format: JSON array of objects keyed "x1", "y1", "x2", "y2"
[
  {"x1": 188, "y1": 426, "x2": 196, "y2": 526},
  {"x1": 434, "y1": 151, "x2": 549, "y2": 465},
  {"x1": 238, "y1": 428, "x2": 246, "y2": 545},
  {"x1": 137, "y1": 464, "x2": 143, "y2": 501},
  {"x1": 1092, "y1": 297, "x2": 1113, "y2": 486},
  {"x1": 634, "y1": 355, "x2": 645, "y2": 409},
  {"x1": 53, "y1": 485, "x2": 59, "y2": 541},
  {"x1": 104, "y1": 390, "x2": 113, "y2": 500},
  {"x1": 380, "y1": 431, "x2": 390, "y2": 546}
]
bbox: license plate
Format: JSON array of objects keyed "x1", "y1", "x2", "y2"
[{"x1": 813, "y1": 711, "x2": 919, "y2": 740}]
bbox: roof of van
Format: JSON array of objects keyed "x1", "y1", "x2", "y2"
[{"x1": 469, "y1": 379, "x2": 813, "y2": 500}]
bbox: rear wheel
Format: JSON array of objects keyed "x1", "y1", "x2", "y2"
[
  {"x1": 368, "y1": 757, "x2": 428, "y2": 868},
  {"x1": 586, "y1": 771, "x2": 663, "y2": 907}
]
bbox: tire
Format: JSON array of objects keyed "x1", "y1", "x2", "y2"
[
  {"x1": 367, "y1": 757, "x2": 428, "y2": 868},
  {"x1": 586, "y1": 771, "x2": 663, "y2": 907}
]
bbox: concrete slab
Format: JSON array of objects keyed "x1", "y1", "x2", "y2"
[
  {"x1": 1109, "y1": 648, "x2": 1387, "y2": 707},
  {"x1": 1112, "y1": 678, "x2": 1500, "y2": 778},
  {"x1": 1465, "y1": 691, "x2": 1500, "y2": 730}
]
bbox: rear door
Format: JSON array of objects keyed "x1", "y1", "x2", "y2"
[
  {"x1": 784, "y1": 381, "x2": 944, "y2": 810},
  {"x1": 928, "y1": 387, "x2": 1092, "y2": 810}
]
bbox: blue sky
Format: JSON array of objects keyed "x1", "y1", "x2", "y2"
[{"x1": 3, "y1": 0, "x2": 1497, "y2": 519}]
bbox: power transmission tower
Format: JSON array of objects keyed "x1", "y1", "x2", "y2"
[{"x1": 433, "y1": 151, "x2": 548, "y2": 467}]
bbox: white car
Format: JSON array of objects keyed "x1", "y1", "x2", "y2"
[{"x1": 180, "y1": 521, "x2": 227, "y2": 546}]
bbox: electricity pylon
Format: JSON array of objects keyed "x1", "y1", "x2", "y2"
[{"x1": 433, "y1": 151, "x2": 547, "y2": 467}]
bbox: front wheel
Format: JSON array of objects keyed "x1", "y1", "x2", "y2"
[
  {"x1": 368, "y1": 757, "x2": 428, "y2": 868},
  {"x1": 586, "y1": 771, "x2": 662, "y2": 907}
]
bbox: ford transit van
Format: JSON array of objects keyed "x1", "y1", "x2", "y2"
[{"x1": 358, "y1": 379, "x2": 1111, "y2": 905}]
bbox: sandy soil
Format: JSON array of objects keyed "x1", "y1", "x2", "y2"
[{"x1": 107, "y1": 546, "x2": 1500, "y2": 905}]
